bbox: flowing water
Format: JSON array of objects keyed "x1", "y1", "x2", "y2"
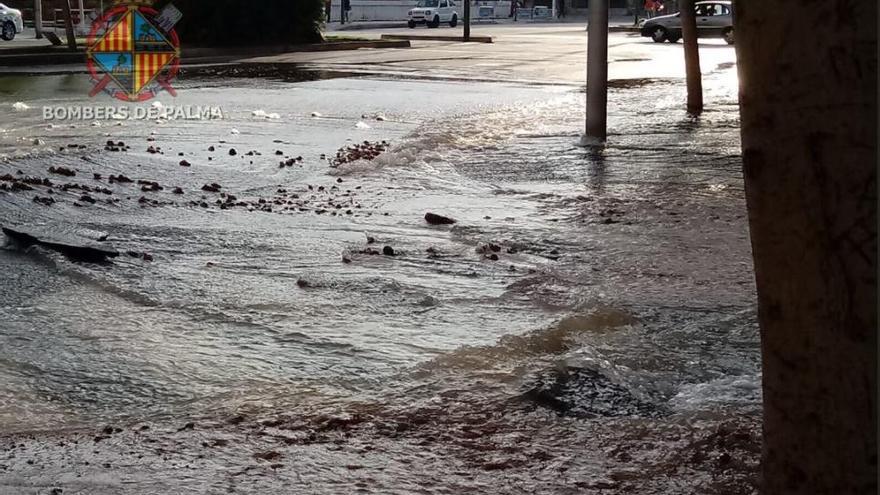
[{"x1": 0, "y1": 65, "x2": 760, "y2": 493}]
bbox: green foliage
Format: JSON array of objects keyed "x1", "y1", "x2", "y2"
[{"x1": 162, "y1": 0, "x2": 324, "y2": 47}]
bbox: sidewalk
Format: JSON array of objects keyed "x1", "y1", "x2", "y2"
[{"x1": 328, "y1": 15, "x2": 640, "y2": 32}]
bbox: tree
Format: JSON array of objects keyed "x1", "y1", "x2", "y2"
[
  {"x1": 679, "y1": 0, "x2": 701, "y2": 114},
  {"x1": 33, "y1": 0, "x2": 42, "y2": 39},
  {"x1": 61, "y1": 0, "x2": 76, "y2": 51},
  {"x1": 734, "y1": 0, "x2": 877, "y2": 493}
]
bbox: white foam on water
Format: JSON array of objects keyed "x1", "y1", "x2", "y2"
[
  {"x1": 252, "y1": 110, "x2": 281, "y2": 120},
  {"x1": 12, "y1": 102, "x2": 30, "y2": 112},
  {"x1": 670, "y1": 375, "x2": 761, "y2": 412}
]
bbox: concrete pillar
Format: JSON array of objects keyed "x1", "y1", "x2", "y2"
[
  {"x1": 680, "y1": 0, "x2": 703, "y2": 114},
  {"x1": 34, "y1": 0, "x2": 43, "y2": 39},
  {"x1": 464, "y1": 0, "x2": 470, "y2": 40},
  {"x1": 584, "y1": 0, "x2": 608, "y2": 143},
  {"x1": 735, "y1": 0, "x2": 877, "y2": 492}
]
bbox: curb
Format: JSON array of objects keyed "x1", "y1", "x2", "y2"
[
  {"x1": 332, "y1": 22, "x2": 409, "y2": 31},
  {"x1": 0, "y1": 40, "x2": 410, "y2": 67},
  {"x1": 380, "y1": 33, "x2": 493, "y2": 43}
]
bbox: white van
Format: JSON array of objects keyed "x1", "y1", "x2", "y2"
[{"x1": 408, "y1": 0, "x2": 459, "y2": 28}]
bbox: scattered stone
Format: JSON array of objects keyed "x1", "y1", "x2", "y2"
[
  {"x1": 330, "y1": 140, "x2": 388, "y2": 167},
  {"x1": 33, "y1": 196, "x2": 55, "y2": 206},
  {"x1": 425, "y1": 212, "x2": 457, "y2": 225},
  {"x1": 177, "y1": 422, "x2": 195, "y2": 432},
  {"x1": 228, "y1": 148, "x2": 237, "y2": 156},
  {"x1": 139, "y1": 180, "x2": 162, "y2": 192},
  {"x1": 143, "y1": 253, "x2": 154, "y2": 262},
  {"x1": 296, "y1": 279, "x2": 310, "y2": 288},
  {"x1": 48, "y1": 166, "x2": 76, "y2": 177},
  {"x1": 253, "y1": 451, "x2": 282, "y2": 462},
  {"x1": 10, "y1": 182, "x2": 34, "y2": 192},
  {"x1": 208, "y1": 146, "x2": 215, "y2": 152},
  {"x1": 202, "y1": 183, "x2": 222, "y2": 193},
  {"x1": 172, "y1": 187, "x2": 184, "y2": 195},
  {"x1": 383, "y1": 246, "x2": 395, "y2": 256},
  {"x1": 79, "y1": 194, "x2": 96, "y2": 204},
  {"x1": 108, "y1": 174, "x2": 132, "y2": 184},
  {"x1": 179, "y1": 160, "x2": 191, "y2": 167}
]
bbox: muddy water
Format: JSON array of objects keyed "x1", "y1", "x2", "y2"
[{"x1": 0, "y1": 66, "x2": 760, "y2": 494}]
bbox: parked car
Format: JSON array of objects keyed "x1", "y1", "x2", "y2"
[
  {"x1": 639, "y1": 1, "x2": 734, "y2": 45},
  {"x1": 408, "y1": 0, "x2": 459, "y2": 28},
  {"x1": 0, "y1": 3, "x2": 23, "y2": 41}
]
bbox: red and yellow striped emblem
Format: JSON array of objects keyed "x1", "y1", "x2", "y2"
[
  {"x1": 134, "y1": 53, "x2": 173, "y2": 93},
  {"x1": 93, "y1": 13, "x2": 132, "y2": 52}
]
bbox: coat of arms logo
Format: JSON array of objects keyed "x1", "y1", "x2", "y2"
[{"x1": 86, "y1": 0, "x2": 182, "y2": 102}]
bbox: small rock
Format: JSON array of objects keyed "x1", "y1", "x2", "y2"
[
  {"x1": 179, "y1": 160, "x2": 191, "y2": 167},
  {"x1": 228, "y1": 148, "x2": 237, "y2": 156},
  {"x1": 425, "y1": 212, "x2": 456, "y2": 225},
  {"x1": 48, "y1": 166, "x2": 76, "y2": 177},
  {"x1": 253, "y1": 451, "x2": 282, "y2": 462},
  {"x1": 383, "y1": 246, "x2": 395, "y2": 256}
]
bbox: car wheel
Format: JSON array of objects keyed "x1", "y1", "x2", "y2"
[
  {"x1": 428, "y1": 16, "x2": 440, "y2": 28},
  {"x1": 650, "y1": 26, "x2": 667, "y2": 43},
  {"x1": 449, "y1": 14, "x2": 457, "y2": 27},
  {"x1": 722, "y1": 27, "x2": 734, "y2": 45},
  {"x1": 1, "y1": 22, "x2": 15, "y2": 41},
  {"x1": 408, "y1": 20, "x2": 416, "y2": 28},
  {"x1": 666, "y1": 34, "x2": 680, "y2": 43}
]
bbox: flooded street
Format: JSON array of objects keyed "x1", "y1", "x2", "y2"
[{"x1": 0, "y1": 32, "x2": 760, "y2": 494}]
